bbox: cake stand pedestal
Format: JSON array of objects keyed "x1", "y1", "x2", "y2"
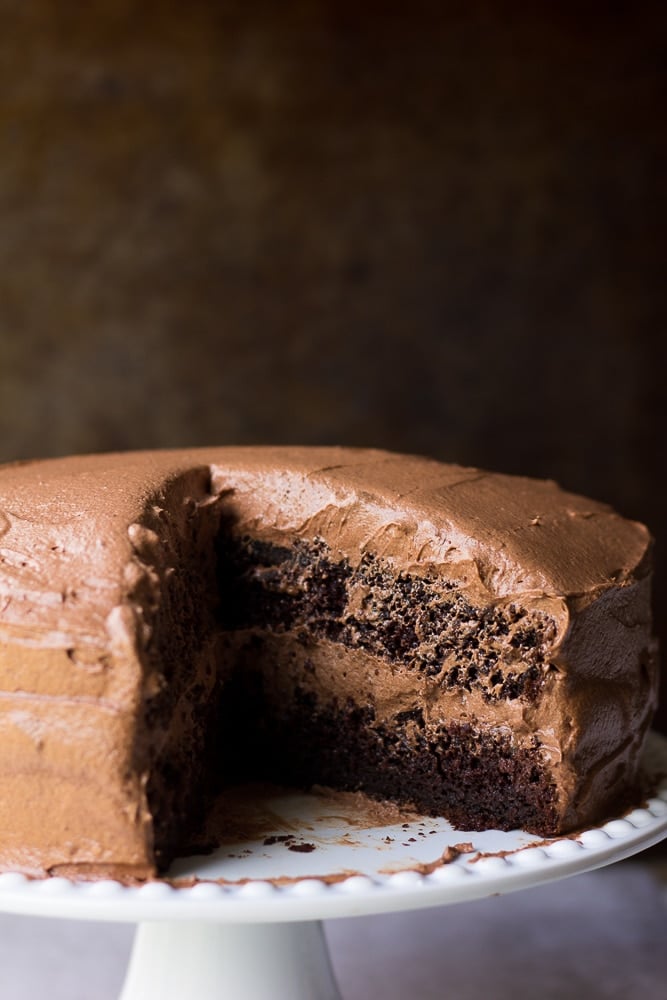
[
  {"x1": 1, "y1": 733, "x2": 666, "y2": 1000},
  {"x1": 120, "y1": 920, "x2": 339, "y2": 1000}
]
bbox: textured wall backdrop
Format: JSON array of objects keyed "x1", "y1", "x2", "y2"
[{"x1": 0, "y1": 1, "x2": 665, "y2": 715}]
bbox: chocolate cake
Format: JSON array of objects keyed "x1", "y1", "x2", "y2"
[{"x1": 0, "y1": 447, "x2": 658, "y2": 879}]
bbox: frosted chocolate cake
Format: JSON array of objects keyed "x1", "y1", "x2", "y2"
[{"x1": 0, "y1": 447, "x2": 658, "y2": 879}]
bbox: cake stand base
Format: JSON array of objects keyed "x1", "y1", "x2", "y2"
[{"x1": 119, "y1": 919, "x2": 341, "y2": 1000}]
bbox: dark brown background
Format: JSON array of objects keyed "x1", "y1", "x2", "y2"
[{"x1": 0, "y1": 2, "x2": 665, "y2": 719}]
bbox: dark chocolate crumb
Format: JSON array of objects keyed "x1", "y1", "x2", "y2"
[{"x1": 263, "y1": 835, "x2": 292, "y2": 846}]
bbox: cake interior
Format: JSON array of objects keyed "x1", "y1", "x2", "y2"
[{"x1": 134, "y1": 495, "x2": 565, "y2": 871}]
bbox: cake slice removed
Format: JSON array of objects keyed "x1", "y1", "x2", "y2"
[{"x1": 0, "y1": 447, "x2": 658, "y2": 878}]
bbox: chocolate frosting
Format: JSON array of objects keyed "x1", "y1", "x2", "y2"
[{"x1": 0, "y1": 447, "x2": 658, "y2": 876}]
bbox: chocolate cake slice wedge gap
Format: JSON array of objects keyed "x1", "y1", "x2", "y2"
[{"x1": 0, "y1": 447, "x2": 658, "y2": 879}]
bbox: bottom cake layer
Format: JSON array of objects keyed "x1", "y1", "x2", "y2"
[{"x1": 213, "y1": 686, "x2": 562, "y2": 837}]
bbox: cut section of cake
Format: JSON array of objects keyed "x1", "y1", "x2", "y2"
[{"x1": 0, "y1": 447, "x2": 658, "y2": 878}]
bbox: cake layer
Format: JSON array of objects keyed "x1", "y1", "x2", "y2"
[{"x1": 0, "y1": 447, "x2": 658, "y2": 877}]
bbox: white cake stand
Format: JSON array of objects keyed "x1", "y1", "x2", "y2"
[{"x1": 1, "y1": 733, "x2": 665, "y2": 1000}]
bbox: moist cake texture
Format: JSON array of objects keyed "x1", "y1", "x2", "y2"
[{"x1": 0, "y1": 447, "x2": 658, "y2": 878}]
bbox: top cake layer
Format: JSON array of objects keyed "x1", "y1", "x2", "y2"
[{"x1": 0, "y1": 445, "x2": 651, "y2": 652}]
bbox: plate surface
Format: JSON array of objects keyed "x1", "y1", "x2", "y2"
[{"x1": 0, "y1": 733, "x2": 665, "y2": 924}]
